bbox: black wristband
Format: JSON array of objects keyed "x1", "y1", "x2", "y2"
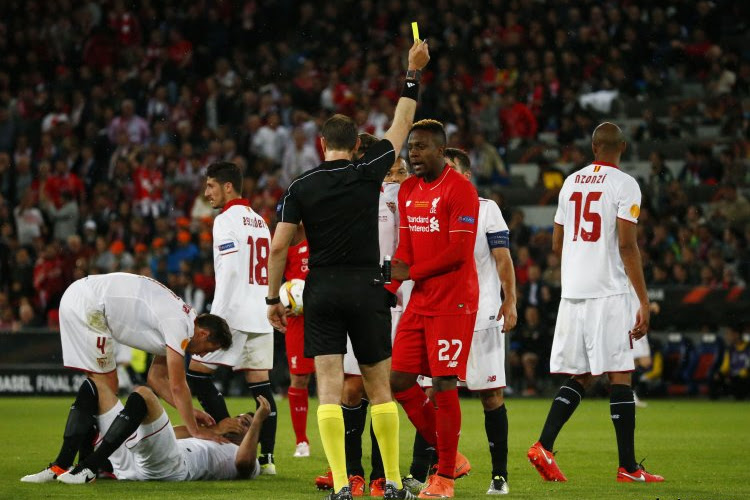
[
  {"x1": 265, "y1": 296, "x2": 281, "y2": 305},
  {"x1": 402, "y1": 79, "x2": 420, "y2": 101},
  {"x1": 406, "y1": 69, "x2": 422, "y2": 82}
]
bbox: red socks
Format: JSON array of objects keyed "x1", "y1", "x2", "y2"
[
  {"x1": 434, "y1": 389, "x2": 461, "y2": 478},
  {"x1": 287, "y1": 387, "x2": 309, "y2": 444},
  {"x1": 394, "y1": 384, "x2": 437, "y2": 447}
]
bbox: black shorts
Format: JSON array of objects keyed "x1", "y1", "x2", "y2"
[{"x1": 303, "y1": 267, "x2": 392, "y2": 365}]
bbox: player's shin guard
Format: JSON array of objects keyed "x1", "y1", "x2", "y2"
[
  {"x1": 539, "y1": 378, "x2": 584, "y2": 450},
  {"x1": 371, "y1": 402, "x2": 402, "y2": 489},
  {"x1": 409, "y1": 430, "x2": 436, "y2": 482},
  {"x1": 248, "y1": 381, "x2": 277, "y2": 460},
  {"x1": 186, "y1": 369, "x2": 230, "y2": 422},
  {"x1": 318, "y1": 404, "x2": 348, "y2": 492},
  {"x1": 484, "y1": 404, "x2": 508, "y2": 479},
  {"x1": 287, "y1": 387, "x2": 309, "y2": 444},
  {"x1": 77, "y1": 392, "x2": 147, "y2": 473},
  {"x1": 434, "y1": 389, "x2": 461, "y2": 478},
  {"x1": 394, "y1": 384, "x2": 437, "y2": 447},
  {"x1": 610, "y1": 384, "x2": 638, "y2": 472},
  {"x1": 54, "y1": 379, "x2": 99, "y2": 468},
  {"x1": 342, "y1": 399, "x2": 368, "y2": 477}
]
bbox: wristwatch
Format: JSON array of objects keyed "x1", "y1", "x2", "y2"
[{"x1": 265, "y1": 296, "x2": 281, "y2": 305}]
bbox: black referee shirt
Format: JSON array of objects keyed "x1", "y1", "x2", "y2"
[{"x1": 276, "y1": 139, "x2": 395, "y2": 269}]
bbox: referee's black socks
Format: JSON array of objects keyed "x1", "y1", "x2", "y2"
[
  {"x1": 248, "y1": 381, "x2": 277, "y2": 462},
  {"x1": 54, "y1": 379, "x2": 99, "y2": 469},
  {"x1": 76, "y1": 391, "x2": 147, "y2": 474},
  {"x1": 342, "y1": 399, "x2": 368, "y2": 477},
  {"x1": 539, "y1": 378, "x2": 585, "y2": 451},
  {"x1": 485, "y1": 404, "x2": 509, "y2": 479},
  {"x1": 610, "y1": 384, "x2": 638, "y2": 472},
  {"x1": 187, "y1": 369, "x2": 230, "y2": 422},
  {"x1": 409, "y1": 430, "x2": 436, "y2": 482}
]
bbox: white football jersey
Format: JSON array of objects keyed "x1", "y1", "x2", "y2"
[
  {"x1": 181, "y1": 439, "x2": 251, "y2": 481},
  {"x1": 474, "y1": 198, "x2": 509, "y2": 331},
  {"x1": 555, "y1": 162, "x2": 641, "y2": 299},
  {"x1": 379, "y1": 182, "x2": 412, "y2": 311},
  {"x1": 211, "y1": 201, "x2": 273, "y2": 334},
  {"x1": 84, "y1": 273, "x2": 196, "y2": 356}
]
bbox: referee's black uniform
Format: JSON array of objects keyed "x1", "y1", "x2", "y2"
[{"x1": 276, "y1": 139, "x2": 395, "y2": 364}]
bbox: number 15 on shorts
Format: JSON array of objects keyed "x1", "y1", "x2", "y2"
[{"x1": 438, "y1": 339, "x2": 462, "y2": 368}]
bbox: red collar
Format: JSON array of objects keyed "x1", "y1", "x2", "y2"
[
  {"x1": 221, "y1": 198, "x2": 250, "y2": 214},
  {"x1": 593, "y1": 161, "x2": 620, "y2": 170}
]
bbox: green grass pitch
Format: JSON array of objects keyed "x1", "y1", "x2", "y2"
[{"x1": 2, "y1": 396, "x2": 748, "y2": 499}]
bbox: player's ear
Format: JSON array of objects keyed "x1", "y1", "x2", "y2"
[
  {"x1": 320, "y1": 136, "x2": 327, "y2": 154},
  {"x1": 353, "y1": 136, "x2": 361, "y2": 155}
]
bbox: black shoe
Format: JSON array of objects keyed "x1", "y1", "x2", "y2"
[
  {"x1": 325, "y1": 486, "x2": 353, "y2": 500},
  {"x1": 384, "y1": 483, "x2": 417, "y2": 499}
]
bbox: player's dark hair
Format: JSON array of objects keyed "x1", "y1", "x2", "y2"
[
  {"x1": 195, "y1": 313, "x2": 232, "y2": 350},
  {"x1": 322, "y1": 114, "x2": 358, "y2": 152},
  {"x1": 410, "y1": 119, "x2": 447, "y2": 148},
  {"x1": 206, "y1": 161, "x2": 243, "y2": 195},
  {"x1": 445, "y1": 147, "x2": 470, "y2": 174},
  {"x1": 357, "y1": 132, "x2": 379, "y2": 159}
]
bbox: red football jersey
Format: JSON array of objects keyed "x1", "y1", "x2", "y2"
[
  {"x1": 395, "y1": 166, "x2": 479, "y2": 316},
  {"x1": 284, "y1": 239, "x2": 310, "y2": 281}
]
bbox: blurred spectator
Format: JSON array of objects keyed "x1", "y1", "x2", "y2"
[
  {"x1": 42, "y1": 191, "x2": 79, "y2": 242},
  {"x1": 280, "y1": 127, "x2": 319, "y2": 188},
  {"x1": 509, "y1": 306, "x2": 549, "y2": 396},
  {"x1": 108, "y1": 99, "x2": 150, "y2": 145},
  {"x1": 468, "y1": 132, "x2": 508, "y2": 186},
  {"x1": 13, "y1": 192, "x2": 45, "y2": 246},
  {"x1": 712, "y1": 324, "x2": 750, "y2": 400}
]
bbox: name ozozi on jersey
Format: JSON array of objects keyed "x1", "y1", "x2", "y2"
[
  {"x1": 212, "y1": 199, "x2": 273, "y2": 333},
  {"x1": 555, "y1": 162, "x2": 641, "y2": 299}
]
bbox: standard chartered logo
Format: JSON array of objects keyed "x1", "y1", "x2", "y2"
[{"x1": 429, "y1": 217, "x2": 440, "y2": 232}]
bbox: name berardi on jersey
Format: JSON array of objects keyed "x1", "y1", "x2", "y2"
[{"x1": 574, "y1": 173, "x2": 607, "y2": 184}]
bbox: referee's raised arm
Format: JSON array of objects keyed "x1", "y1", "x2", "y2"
[{"x1": 383, "y1": 40, "x2": 430, "y2": 155}]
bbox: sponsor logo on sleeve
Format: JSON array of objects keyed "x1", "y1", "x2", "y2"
[
  {"x1": 630, "y1": 204, "x2": 640, "y2": 219},
  {"x1": 218, "y1": 242, "x2": 235, "y2": 251},
  {"x1": 458, "y1": 215, "x2": 476, "y2": 224},
  {"x1": 180, "y1": 339, "x2": 189, "y2": 351}
]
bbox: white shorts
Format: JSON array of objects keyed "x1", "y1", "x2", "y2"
[
  {"x1": 193, "y1": 329, "x2": 273, "y2": 371},
  {"x1": 97, "y1": 401, "x2": 187, "y2": 481},
  {"x1": 114, "y1": 342, "x2": 133, "y2": 365},
  {"x1": 461, "y1": 324, "x2": 506, "y2": 391},
  {"x1": 550, "y1": 294, "x2": 636, "y2": 376},
  {"x1": 344, "y1": 309, "x2": 402, "y2": 376},
  {"x1": 417, "y1": 375, "x2": 432, "y2": 388},
  {"x1": 632, "y1": 335, "x2": 651, "y2": 359},
  {"x1": 60, "y1": 280, "x2": 116, "y2": 374}
]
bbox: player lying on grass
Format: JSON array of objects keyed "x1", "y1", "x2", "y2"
[{"x1": 22, "y1": 380, "x2": 269, "y2": 483}]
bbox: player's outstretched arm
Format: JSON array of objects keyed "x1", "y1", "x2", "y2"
[
  {"x1": 235, "y1": 395, "x2": 272, "y2": 479},
  {"x1": 382, "y1": 40, "x2": 430, "y2": 154},
  {"x1": 618, "y1": 219, "x2": 650, "y2": 339}
]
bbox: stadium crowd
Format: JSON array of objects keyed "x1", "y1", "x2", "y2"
[{"x1": 0, "y1": 1, "x2": 749, "y2": 392}]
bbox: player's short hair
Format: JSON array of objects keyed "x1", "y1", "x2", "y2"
[
  {"x1": 357, "y1": 132, "x2": 379, "y2": 159},
  {"x1": 322, "y1": 114, "x2": 358, "y2": 152},
  {"x1": 409, "y1": 119, "x2": 447, "y2": 148},
  {"x1": 445, "y1": 147, "x2": 470, "y2": 174},
  {"x1": 195, "y1": 313, "x2": 232, "y2": 350},
  {"x1": 206, "y1": 161, "x2": 243, "y2": 195}
]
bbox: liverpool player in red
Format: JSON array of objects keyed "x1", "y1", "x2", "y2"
[
  {"x1": 390, "y1": 120, "x2": 479, "y2": 498},
  {"x1": 283, "y1": 224, "x2": 314, "y2": 458}
]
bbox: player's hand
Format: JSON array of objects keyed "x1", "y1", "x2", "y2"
[
  {"x1": 267, "y1": 303, "x2": 288, "y2": 333},
  {"x1": 630, "y1": 302, "x2": 650, "y2": 340},
  {"x1": 254, "y1": 395, "x2": 272, "y2": 421},
  {"x1": 192, "y1": 427, "x2": 230, "y2": 444},
  {"x1": 408, "y1": 40, "x2": 430, "y2": 71},
  {"x1": 194, "y1": 408, "x2": 216, "y2": 427},
  {"x1": 391, "y1": 259, "x2": 410, "y2": 281},
  {"x1": 215, "y1": 416, "x2": 247, "y2": 435},
  {"x1": 499, "y1": 300, "x2": 517, "y2": 332}
]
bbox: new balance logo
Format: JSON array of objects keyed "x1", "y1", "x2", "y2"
[
  {"x1": 487, "y1": 375, "x2": 497, "y2": 382},
  {"x1": 447, "y1": 361, "x2": 457, "y2": 368}
]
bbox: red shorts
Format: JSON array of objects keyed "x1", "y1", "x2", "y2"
[
  {"x1": 392, "y1": 309, "x2": 476, "y2": 378},
  {"x1": 285, "y1": 315, "x2": 315, "y2": 375}
]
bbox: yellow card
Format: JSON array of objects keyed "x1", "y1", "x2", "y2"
[{"x1": 411, "y1": 22, "x2": 420, "y2": 42}]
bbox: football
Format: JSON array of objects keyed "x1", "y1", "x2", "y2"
[{"x1": 279, "y1": 279, "x2": 305, "y2": 316}]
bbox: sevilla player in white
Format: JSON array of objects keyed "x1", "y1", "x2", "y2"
[
  {"x1": 445, "y1": 148, "x2": 517, "y2": 495},
  {"x1": 189, "y1": 161, "x2": 279, "y2": 474},
  {"x1": 527, "y1": 122, "x2": 664, "y2": 483}
]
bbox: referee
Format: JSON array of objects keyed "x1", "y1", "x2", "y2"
[{"x1": 267, "y1": 40, "x2": 429, "y2": 500}]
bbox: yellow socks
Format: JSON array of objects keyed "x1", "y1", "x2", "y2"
[
  {"x1": 371, "y1": 401, "x2": 403, "y2": 489},
  {"x1": 317, "y1": 404, "x2": 348, "y2": 491}
]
